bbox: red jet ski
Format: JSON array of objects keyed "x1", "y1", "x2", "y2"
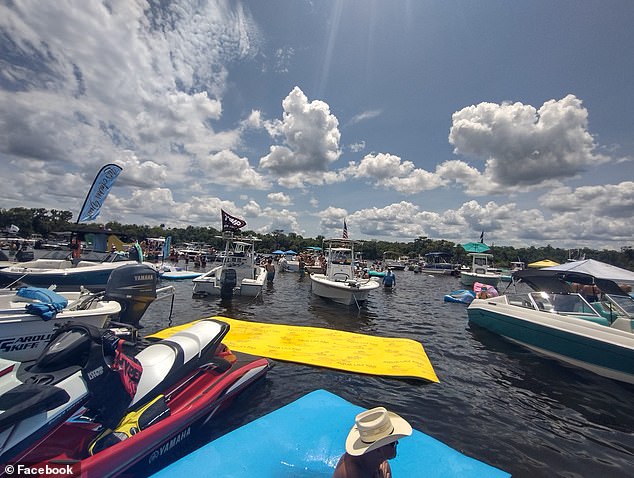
[{"x1": 0, "y1": 318, "x2": 270, "y2": 477}]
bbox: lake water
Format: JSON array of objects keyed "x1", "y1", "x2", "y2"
[{"x1": 132, "y1": 264, "x2": 634, "y2": 477}]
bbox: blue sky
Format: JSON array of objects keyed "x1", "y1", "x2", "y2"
[{"x1": 1, "y1": 0, "x2": 632, "y2": 250}]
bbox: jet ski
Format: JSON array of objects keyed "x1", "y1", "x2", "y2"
[
  {"x1": 0, "y1": 263, "x2": 175, "y2": 362},
  {"x1": 0, "y1": 318, "x2": 270, "y2": 476}
]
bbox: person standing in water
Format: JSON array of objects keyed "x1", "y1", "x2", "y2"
[{"x1": 265, "y1": 258, "x2": 276, "y2": 282}]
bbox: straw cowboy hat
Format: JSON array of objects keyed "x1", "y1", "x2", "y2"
[{"x1": 345, "y1": 407, "x2": 412, "y2": 456}]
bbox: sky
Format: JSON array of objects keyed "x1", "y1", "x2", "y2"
[{"x1": 1, "y1": 0, "x2": 633, "y2": 251}]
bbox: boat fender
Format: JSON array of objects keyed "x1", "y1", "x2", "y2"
[{"x1": 474, "y1": 268, "x2": 486, "y2": 274}]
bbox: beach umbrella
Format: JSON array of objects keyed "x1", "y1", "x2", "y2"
[
  {"x1": 285, "y1": 250, "x2": 297, "y2": 255},
  {"x1": 527, "y1": 259, "x2": 560, "y2": 268},
  {"x1": 272, "y1": 250, "x2": 285, "y2": 254},
  {"x1": 461, "y1": 242, "x2": 490, "y2": 253}
]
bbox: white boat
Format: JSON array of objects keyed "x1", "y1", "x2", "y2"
[
  {"x1": 467, "y1": 268, "x2": 634, "y2": 384},
  {"x1": 310, "y1": 239, "x2": 380, "y2": 306},
  {"x1": 0, "y1": 250, "x2": 145, "y2": 291},
  {"x1": 281, "y1": 247, "x2": 323, "y2": 273},
  {"x1": 421, "y1": 252, "x2": 460, "y2": 276},
  {"x1": 459, "y1": 253, "x2": 501, "y2": 288},
  {"x1": 192, "y1": 235, "x2": 266, "y2": 299},
  {"x1": 382, "y1": 251, "x2": 407, "y2": 270},
  {"x1": 0, "y1": 264, "x2": 172, "y2": 362}
]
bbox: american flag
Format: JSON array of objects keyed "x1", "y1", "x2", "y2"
[{"x1": 342, "y1": 219, "x2": 348, "y2": 239}]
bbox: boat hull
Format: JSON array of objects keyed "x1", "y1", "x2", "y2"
[
  {"x1": 0, "y1": 261, "x2": 142, "y2": 291},
  {"x1": 467, "y1": 299, "x2": 634, "y2": 384},
  {"x1": 192, "y1": 266, "x2": 266, "y2": 298},
  {"x1": 0, "y1": 301, "x2": 120, "y2": 362},
  {"x1": 460, "y1": 271, "x2": 500, "y2": 288},
  {"x1": 310, "y1": 274, "x2": 379, "y2": 306}
]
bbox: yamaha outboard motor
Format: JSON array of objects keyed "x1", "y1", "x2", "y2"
[
  {"x1": 104, "y1": 264, "x2": 158, "y2": 327},
  {"x1": 220, "y1": 268, "x2": 237, "y2": 299}
]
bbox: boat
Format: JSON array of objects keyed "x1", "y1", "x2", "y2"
[
  {"x1": 0, "y1": 264, "x2": 174, "y2": 362},
  {"x1": 281, "y1": 247, "x2": 323, "y2": 273},
  {"x1": 421, "y1": 252, "x2": 460, "y2": 276},
  {"x1": 467, "y1": 268, "x2": 634, "y2": 384},
  {"x1": 192, "y1": 234, "x2": 266, "y2": 299},
  {"x1": 151, "y1": 389, "x2": 510, "y2": 478},
  {"x1": 158, "y1": 265, "x2": 203, "y2": 281},
  {"x1": 382, "y1": 251, "x2": 407, "y2": 270},
  {"x1": 0, "y1": 318, "x2": 271, "y2": 473},
  {"x1": 459, "y1": 253, "x2": 501, "y2": 288},
  {"x1": 310, "y1": 239, "x2": 380, "y2": 306},
  {"x1": 0, "y1": 249, "x2": 147, "y2": 292}
]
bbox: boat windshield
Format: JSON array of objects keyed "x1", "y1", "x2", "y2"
[
  {"x1": 548, "y1": 293, "x2": 597, "y2": 315},
  {"x1": 505, "y1": 292, "x2": 597, "y2": 315},
  {"x1": 600, "y1": 294, "x2": 634, "y2": 319}
]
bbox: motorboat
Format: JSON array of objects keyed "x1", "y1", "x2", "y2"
[
  {"x1": 421, "y1": 252, "x2": 460, "y2": 276},
  {"x1": 0, "y1": 250, "x2": 146, "y2": 292},
  {"x1": 467, "y1": 268, "x2": 634, "y2": 384},
  {"x1": 382, "y1": 251, "x2": 407, "y2": 270},
  {"x1": 158, "y1": 265, "x2": 203, "y2": 281},
  {"x1": 0, "y1": 264, "x2": 174, "y2": 362},
  {"x1": 459, "y1": 253, "x2": 501, "y2": 288},
  {"x1": 310, "y1": 239, "x2": 380, "y2": 306},
  {"x1": 192, "y1": 235, "x2": 266, "y2": 299},
  {"x1": 280, "y1": 247, "x2": 323, "y2": 273},
  {"x1": 0, "y1": 318, "x2": 270, "y2": 473}
]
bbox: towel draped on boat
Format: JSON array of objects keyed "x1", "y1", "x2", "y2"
[{"x1": 16, "y1": 287, "x2": 68, "y2": 320}]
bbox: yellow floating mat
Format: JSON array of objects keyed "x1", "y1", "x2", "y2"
[{"x1": 147, "y1": 316, "x2": 439, "y2": 383}]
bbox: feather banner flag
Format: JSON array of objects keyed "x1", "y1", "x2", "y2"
[
  {"x1": 162, "y1": 236, "x2": 172, "y2": 260},
  {"x1": 342, "y1": 219, "x2": 349, "y2": 239},
  {"x1": 77, "y1": 163, "x2": 123, "y2": 223},
  {"x1": 222, "y1": 210, "x2": 247, "y2": 232}
]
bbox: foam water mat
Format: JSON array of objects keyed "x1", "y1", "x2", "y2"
[{"x1": 148, "y1": 316, "x2": 439, "y2": 382}]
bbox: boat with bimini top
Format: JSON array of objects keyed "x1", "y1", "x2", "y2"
[
  {"x1": 467, "y1": 268, "x2": 634, "y2": 384},
  {"x1": 310, "y1": 238, "x2": 380, "y2": 306},
  {"x1": 192, "y1": 211, "x2": 266, "y2": 299},
  {"x1": 459, "y1": 253, "x2": 501, "y2": 288}
]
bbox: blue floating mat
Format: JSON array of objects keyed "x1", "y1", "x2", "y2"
[{"x1": 152, "y1": 389, "x2": 510, "y2": 478}]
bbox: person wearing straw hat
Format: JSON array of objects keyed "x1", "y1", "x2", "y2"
[{"x1": 333, "y1": 406, "x2": 412, "y2": 478}]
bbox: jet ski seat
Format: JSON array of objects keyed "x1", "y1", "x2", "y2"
[{"x1": 130, "y1": 320, "x2": 228, "y2": 407}]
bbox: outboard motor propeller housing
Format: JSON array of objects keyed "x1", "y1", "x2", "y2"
[
  {"x1": 104, "y1": 264, "x2": 158, "y2": 327},
  {"x1": 220, "y1": 268, "x2": 237, "y2": 299}
]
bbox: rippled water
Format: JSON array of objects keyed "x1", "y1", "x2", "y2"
[{"x1": 138, "y1": 265, "x2": 634, "y2": 478}]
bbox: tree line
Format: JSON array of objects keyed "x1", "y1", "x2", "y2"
[{"x1": 2, "y1": 207, "x2": 633, "y2": 270}]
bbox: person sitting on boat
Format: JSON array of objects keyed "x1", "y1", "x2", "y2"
[
  {"x1": 332, "y1": 406, "x2": 412, "y2": 478},
  {"x1": 382, "y1": 269, "x2": 396, "y2": 288}
]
